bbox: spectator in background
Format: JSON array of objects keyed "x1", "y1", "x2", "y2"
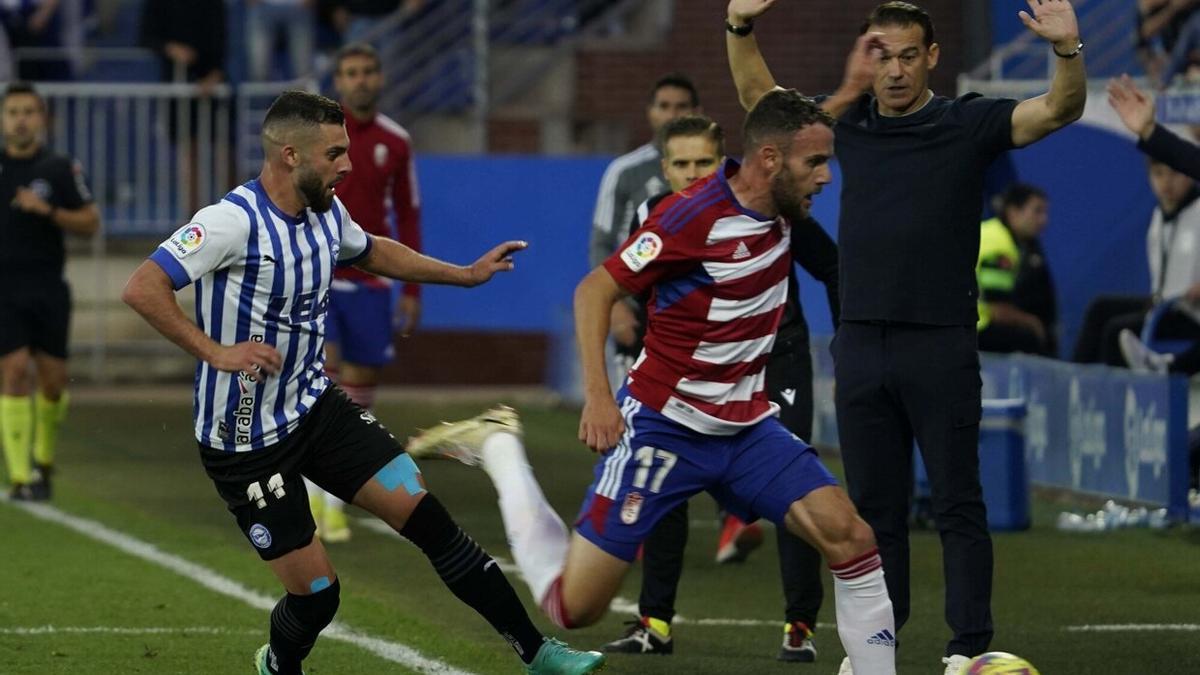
[
  {"x1": 139, "y1": 0, "x2": 226, "y2": 91},
  {"x1": 0, "y1": 0, "x2": 69, "y2": 81},
  {"x1": 1136, "y1": 0, "x2": 1200, "y2": 81},
  {"x1": 247, "y1": 0, "x2": 316, "y2": 81},
  {"x1": 1072, "y1": 157, "x2": 1200, "y2": 366},
  {"x1": 1107, "y1": 74, "x2": 1200, "y2": 373},
  {"x1": 332, "y1": 0, "x2": 424, "y2": 43},
  {"x1": 977, "y1": 184, "x2": 1058, "y2": 356}
]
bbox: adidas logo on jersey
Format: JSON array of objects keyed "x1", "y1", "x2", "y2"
[
  {"x1": 867, "y1": 629, "x2": 896, "y2": 647},
  {"x1": 732, "y1": 241, "x2": 752, "y2": 260}
]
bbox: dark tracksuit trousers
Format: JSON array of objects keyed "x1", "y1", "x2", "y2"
[
  {"x1": 638, "y1": 331, "x2": 824, "y2": 629},
  {"x1": 833, "y1": 321, "x2": 993, "y2": 658}
]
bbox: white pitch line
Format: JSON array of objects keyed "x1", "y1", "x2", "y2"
[
  {"x1": 0, "y1": 626, "x2": 260, "y2": 636},
  {"x1": 353, "y1": 517, "x2": 523, "y2": 574},
  {"x1": 1065, "y1": 624, "x2": 1200, "y2": 632},
  {"x1": 4, "y1": 499, "x2": 475, "y2": 675},
  {"x1": 609, "y1": 596, "x2": 835, "y2": 630}
]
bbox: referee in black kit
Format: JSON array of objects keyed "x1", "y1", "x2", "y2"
[
  {"x1": 0, "y1": 82, "x2": 100, "y2": 500},
  {"x1": 727, "y1": 0, "x2": 1085, "y2": 670}
]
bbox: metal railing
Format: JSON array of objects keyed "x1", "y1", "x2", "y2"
[{"x1": 35, "y1": 82, "x2": 234, "y2": 236}]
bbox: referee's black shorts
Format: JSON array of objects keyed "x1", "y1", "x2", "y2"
[
  {"x1": 199, "y1": 386, "x2": 411, "y2": 560},
  {"x1": 0, "y1": 277, "x2": 71, "y2": 359}
]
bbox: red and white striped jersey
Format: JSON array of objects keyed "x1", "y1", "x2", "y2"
[
  {"x1": 603, "y1": 159, "x2": 789, "y2": 435},
  {"x1": 334, "y1": 108, "x2": 421, "y2": 295}
]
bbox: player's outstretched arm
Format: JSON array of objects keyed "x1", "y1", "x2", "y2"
[
  {"x1": 574, "y1": 266, "x2": 629, "y2": 452},
  {"x1": 355, "y1": 235, "x2": 527, "y2": 287},
  {"x1": 122, "y1": 261, "x2": 282, "y2": 383},
  {"x1": 726, "y1": 0, "x2": 780, "y2": 111},
  {"x1": 1011, "y1": 0, "x2": 1086, "y2": 147}
]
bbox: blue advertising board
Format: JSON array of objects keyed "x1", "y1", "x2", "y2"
[{"x1": 812, "y1": 348, "x2": 1190, "y2": 519}]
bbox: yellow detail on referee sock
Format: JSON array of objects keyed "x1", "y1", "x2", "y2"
[
  {"x1": 647, "y1": 617, "x2": 671, "y2": 637},
  {"x1": 34, "y1": 391, "x2": 68, "y2": 466},
  {"x1": 1, "y1": 395, "x2": 33, "y2": 484}
]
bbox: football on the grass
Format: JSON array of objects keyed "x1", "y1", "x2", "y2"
[{"x1": 961, "y1": 652, "x2": 1040, "y2": 675}]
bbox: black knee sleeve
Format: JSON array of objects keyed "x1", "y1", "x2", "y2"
[
  {"x1": 400, "y1": 493, "x2": 488, "y2": 584},
  {"x1": 268, "y1": 578, "x2": 341, "y2": 674}
]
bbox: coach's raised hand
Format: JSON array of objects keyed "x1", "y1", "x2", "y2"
[
  {"x1": 1108, "y1": 75, "x2": 1156, "y2": 141},
  {"x1": 727, "y1": 0, "x2": 776, "y2": 25},
  {"x1": 465, "y1": 240, "x2": 528, "y2": 287},
  {"x1": 211, "y1": 341, "x2": 283, "y2": 384},
  {"x1": 1019, "y1": 0, "x2": 1080, "y2": 54}
]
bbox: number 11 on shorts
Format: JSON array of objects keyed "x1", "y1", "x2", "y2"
[{"x1": 632, "y1": 447, "x2": 676, "y2": 493}]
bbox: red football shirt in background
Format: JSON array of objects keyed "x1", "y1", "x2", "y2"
[{"x1": 334, "y1": 108, "x2": 422, "y2": 297}]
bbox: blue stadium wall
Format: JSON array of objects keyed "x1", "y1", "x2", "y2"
[{"x1": 414, "y1": 121, "x2": 1155, "y2": 359}]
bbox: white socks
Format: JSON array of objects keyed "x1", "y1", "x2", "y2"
[
  {"x1": 480, "y1": 431, "x2": 570, "y2": 604},
  {"x1": 831, "y1": 548, "x2": 896, "y2": 675}
]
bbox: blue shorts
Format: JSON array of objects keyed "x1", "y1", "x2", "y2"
[
  {"x1": 325, "y1": 282, "x2": 395, "y2": 367},
  {"x1": 574, "y1": 388, "x2": 838, "y2": 561}
]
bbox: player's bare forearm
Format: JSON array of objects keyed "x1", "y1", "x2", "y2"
[
  {"x1": 54, "y1": 204, "x2": 101, "y2": 236},
  {"x1": 357, "y1": 235, "x2": 525, "y2": 287},
  {"x1": 574, "y1": 267, "x2": 627, "y2": 400},
  {"x1": 356, "y1": 236, "x2": 471, "y2": 285},
  {"x1": 122, "y1": 261, "x2": 222, "y2": 363}
]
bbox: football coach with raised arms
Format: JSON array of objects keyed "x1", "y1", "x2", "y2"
[{"x1": 726, "y1": 0, "x2": 1086, "y2": 671}]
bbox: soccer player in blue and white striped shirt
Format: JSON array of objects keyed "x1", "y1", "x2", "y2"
[{"x1": 122, "y1": 91, "x2": 604, "y2": 675}]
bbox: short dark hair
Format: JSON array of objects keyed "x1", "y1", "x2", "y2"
[
  {"x1": 862, "y1": 1, "x2": 935, "y2": 48},
  {"x1": 658, "y1": 115, "x2": 725, "y2": 157},
  {"x1": 262, "y1": 91, "x2": 345, "y2": 147},
  {"x1": 743, "y1": 89, "x2": 835, "y2": 153},
  {"x1": 3, "y1": 81, "x2": 42, "y2": 106},
  {"x1": 1000, "y1": 183, "x2": 1048, "y2": 211},
  {"x1": 334, "y1": 43, "x2": 382, "y2": 73},
  {"x1": 650, "y1": 73, "x2": 700, "y2": 108}
]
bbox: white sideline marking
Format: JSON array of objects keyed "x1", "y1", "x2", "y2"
[
  {"x1": 353, "y1": 517, "x2": 523, "y2": 574},
  {"x1": 609, "y1": 596, "x2": 835, "y2": 630},
  {"x1": 1065, "y1": 624, "x2": 1200, "y2": 632},
  {"x1": 1, "y1": 626, "x2": 259, "y2": 636},
  {"x1": 5, "y1": 499, "x2": 475, "y2": 675}
]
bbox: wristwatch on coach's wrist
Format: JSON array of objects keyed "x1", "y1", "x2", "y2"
[
  {"x1": 726, "y1": 18, "x2": 753, "y2": 36},
  {"x1": 1052, "y1": 40, "x2": 1083, "y2": 59}
]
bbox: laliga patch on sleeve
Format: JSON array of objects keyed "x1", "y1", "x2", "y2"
[
  {"x1": 168, "y1": 223, "x2": 207, "y2": 259},
  {"x1": 620, "y1": 232, "x2": 663, "y2": 273}
]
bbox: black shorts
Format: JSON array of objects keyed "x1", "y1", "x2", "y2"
[
  {"x1": 199, "y1": 385, "x2": 407, "y2": 560},
  {"x1": 766, "y1": 331, "x2": 816, "y2": 441},
  {"x1": 0, "y1": 278, "x2": 71, "y2": 358}
]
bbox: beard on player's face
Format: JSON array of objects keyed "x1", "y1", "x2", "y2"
[
  {"x1": 296, "y1": 163, "x2": 335, "y2": 213},
  {"x1": 771, "y1": 163, "x2": 810, "y2": 222}
]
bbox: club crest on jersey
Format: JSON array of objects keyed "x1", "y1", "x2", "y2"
[
  {"x1": 621, "y1": 232, "x2": 662, "y2": 273},
  {"x1": 249, "y1": 523, "x2": 272, "y2": 549},
  {"x1": 29, "y1": 178, "x2": 52, "y2": 200},
  {"x1": 168, "y1": 223, "x2": 206, "y2": 259},
  {"x1": 374, "y1": 143, "x2": 389, "y2": 167},
  {"x1": 620, "y1": 491, "x2": 643, "y2": 524}
]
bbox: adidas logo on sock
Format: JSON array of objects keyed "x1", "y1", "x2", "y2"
[
  {"x1": 732, "y1": 241, "x2": 752, "y2": 260},
  {"x1": 866, "y1": 629, "x2": 896, "y2": 647}
]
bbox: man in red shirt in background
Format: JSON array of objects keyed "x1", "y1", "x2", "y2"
[{"x1": 307, "y1": 43, "x2": 423, "y2": 542}]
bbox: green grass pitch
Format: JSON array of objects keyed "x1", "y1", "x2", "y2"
[{"x1": 1, "y1": 396, "x2": 1198, "y2": 674}]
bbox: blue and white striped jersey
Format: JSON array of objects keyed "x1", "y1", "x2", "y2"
[{"x1": 149, "y1": 179, "x2": 374, "y2": 452}]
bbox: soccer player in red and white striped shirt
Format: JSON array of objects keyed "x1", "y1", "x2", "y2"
[{"x1": 409, "y1": 90, "x2": 896, "y2": 674}]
